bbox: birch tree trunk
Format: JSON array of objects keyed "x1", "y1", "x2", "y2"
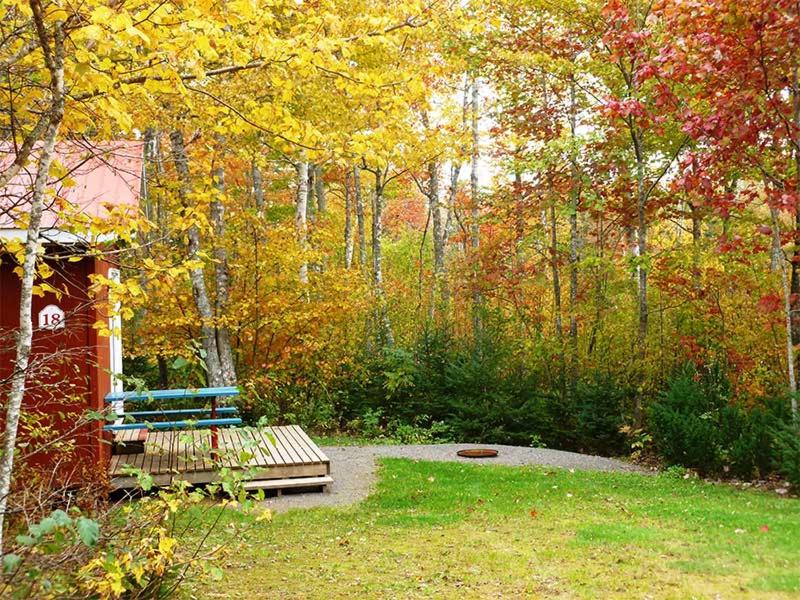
[
  {"x1": 314, "y1": 164, "x2": 326, "y2": 213},
  {"x1": 372, "y1": 168, "x2": 394, "y2": 346},
  {"x1": 0, "y1": 12, "x2": 65, "y2": 555},
  {"x1": 549, "y1": 203, "x2": 564, "y2": 342},
  {"x1": 169, "y1": 130, "x2": 225, "y2": 387},
  {"x1": 443, "y1": 81, "x2": 469, "y2": 250},
  {"x1": 344, "y1": 170, "x2": 355, "y2": 269},
  {"x1": 295, "y1": 161, "x2": 309, "y2": 285},
  {"x1": 428, "y1": 160, "x2": 448, "y2": 311},
  {"x1": 632, "y1": 123, "x2": 648, "y2": 423},
  {"x1": 772, "y1": 207, "x2": 798, "y2": 415},
  {"x1": 210, "y1": 161, "x2": 237, "y2": 385},
  {"x1": 306, "y1": 164, "x2": 316, "y2": 224},
  {"x1": 252, "y1": 162, "x2": 264, "y2": 211},
  {"x1": 789, "y1": 63, "x2": 800, "y2": 380},
  {"x1": 567, "y1": 78, "x2": 580, "y2": 389},
  {"x1": 469, "y1": 80, "x2": 483, "y2": 340},
  {"x1": 514, "y1": 169, "x2": 525, "y2": 264},
  {"x1": 354, "y1": 166, "x2": 367, "y2": 270}
]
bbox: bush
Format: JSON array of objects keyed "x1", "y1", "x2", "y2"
[
  {"x1": 574, "y1": 375, "x2": 629, "y2": 456},
  {"x1": 649, "y1": 364, "x2": 783, "y2": 478},
  {"x1": 772, "y1": 420, "x2": 800, "y2": 488},
  {"x1": 334, "y1": 326, "x2": 566, "y2": 448},
  {"x1": 648, "y1": 366, "x2": 724, "y2": 473},
  {"x1": 4, "y1": 441, "x2": 270, "y2": 599}
]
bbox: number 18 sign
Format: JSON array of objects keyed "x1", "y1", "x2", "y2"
[{"x1": 38, "y1": 304, "x2": 65, "y2": 330}]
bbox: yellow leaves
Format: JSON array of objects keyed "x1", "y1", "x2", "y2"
[
  {"x1": 255, "y1": 508, "x2": 273, "y2": 522},
  {"x1": 89, "y1": 5, "x2": 115, "y2": 24},
  {"x1": 31, "y1": 282, "x2": 61, "y2": 299},
  {"x1": 158, "y1": 536, "x2": 177, "y2": 555}
]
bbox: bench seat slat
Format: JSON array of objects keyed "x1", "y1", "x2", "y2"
[
  {"x1": 103, "y1": 418, "x2": 242, "y2": 431},
  {"x1": 124, "y1": 407, "x2": 238, "y2": 418},
  {"x1": 105, "y1": 386, "x2": 240, "y2": 403}
]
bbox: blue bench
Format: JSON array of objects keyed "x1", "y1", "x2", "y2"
[{"x1": 104, "y1": 386, "x2": 242, "y2": 450}]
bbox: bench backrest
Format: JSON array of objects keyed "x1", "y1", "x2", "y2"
[{"x1": 105, "y1": 386, "x2": 239, "y2": 403}]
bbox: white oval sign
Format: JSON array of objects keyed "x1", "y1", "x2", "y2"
[{"x1": 38, "y1": 304, "x2": 65, "y2": 330}]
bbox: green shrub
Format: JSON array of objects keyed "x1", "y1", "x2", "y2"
[
  {"x1": 649, "y1": 364, "x2": 784, "y2": 478},
  {"x1": 648, "y1": 366, "x2": 723, "y2": 473},
  {"x1": 772, "y1": 420, "x2": 800, "y2": 488},
  {"x1": 333, "y1": 324, "x2": 565, "y2": 448},
  {"x1": 574, "y1": 376, "x2": 629, "y2": 456}
]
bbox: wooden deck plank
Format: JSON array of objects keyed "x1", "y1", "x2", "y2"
[
  {"x1": 193, "y1": 430, "x2": 210, "y2": 472},
  {"x1": 236, "y1": 428, "x2": 265, "y2": 467},
  {"x1": 252, "y1": 428, "x2": 278, "y2": 466},
  {"x1": 292, "y1": 425, "x2": 329, "y2": 463},
  {"x1": 272, "y1": 426, "x2": 304, "y2": 465},
  {"x1": 221, "y1": 429, "x2": 240, "y2": 469},
  {"x1": 287, "y1": 425, "x2": 326, "y2": 463},
  {"x1": 281, "y1": 426, "x2": 313, "y2": 464},
  {"x1": 257, "y1": 428, "x2": 286, "y2": 466},
  {"x1": 234, "y1": 428, "x2": 263, "y2": 468},
  {"x1": 110, "y1": 425, "x2": 328, "y2": 490}
]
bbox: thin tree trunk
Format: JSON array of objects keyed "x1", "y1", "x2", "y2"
[
  {"x1": 428, "y1": 160, "x2": 447, "y2": 311},
  {"x1": 372, "y1": 168, "x2": 394, "y2": 346},
  {"x1": 344, "y1": 170, "x2": 354, "y2": 269},
  {"x1": 210, "y1": 160, "x2": 237, "y2": 385},
  {"x1": 469, "y1": 80, "x2": 483, "y2": 340},
  {"x1": 252, "y1": 162, "x2": 264, "y2": 211},
  {"x1": 632, "y1": 122, "x2": 648, "y2": 423},
  {"x1": 789, "y1": 62, "x2": 800, "y2": 383},
  {"x1": 306, "y1": 163, "x2": 316, "y2": 224},
  {"x1": 354, "y1": 166, "x2": 367, "y2": 270},
  {"x1": 772, "y1": 207, "x2": 798, "y2": 413},
  {"x1": 169, "y1": 130, "x2": 224, "y2": 387},
  {"x1": 0, "y1": 13, "x2": 65, "y2": 555},
  {"x1": 443, "y1": 81, "x2": 470, "y2": 250},
  {"x1": 314, "y1": 164, "x2": 326, "y2": 213},
  {"x1": 514, "y1": 169, "x2": 525, "y2": 264},
  {"x1": 295, "y1": 161, "x2": 309, "y2": 285},
  {"x1": 567, "y1": 77, "x2": 580, "y2": 390},
  {"x1": 550, "y1": 203, "x2": 564, "y2": 343}
]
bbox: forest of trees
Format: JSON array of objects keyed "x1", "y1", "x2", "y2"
[
  {"x1": 4, "y1": 0, "x2": 800, "y2": 595},
  {"x1": 4, "y1": 0, "x2": 800, "y2": 508}
]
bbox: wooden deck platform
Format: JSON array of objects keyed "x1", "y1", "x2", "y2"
[{"x1": 110, "y1": 425, "x2": 330, "y2": 492}]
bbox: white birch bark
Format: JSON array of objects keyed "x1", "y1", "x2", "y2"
[
  {"x1": 210, "y1": 162, "x2": 237, "y2": 385},
  {"x1": 295, "y1": 161, "x2": 309, "y2": 285},
  {"x1": 344, "y1": 170, "x2": 354, "y2": 269},
  {"x1": 252, "y1": 162, "x2": 264, "y2": 211},
  {"x1": 772, "y1": 207, "x2": 798, "y2": 414},
  {"x1": 169, "y1": 130, "x2": 225, "y2": 387},
  {"x1": 428, "y1": 160, "x2": 448, "y2": 310},
  {"x1": 0, "y1": 12, "x2": 65, "y2": 555},
  {"x1": 469, "y1": 80, "x2": 483, "y2": 339},
  {"x1": 314, "y1": 164, "x2": 326, "y2": 213},
  {"x1": 354, "y1": 167, "x2": 367, "y2": 269},
  {"x1": 371, "y1": 168, "x2": 394, "y2": 346}
]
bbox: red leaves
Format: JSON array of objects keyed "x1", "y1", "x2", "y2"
[
  {"x1": 602, "y1": 98, "x2": 647, "y2": 120},
  {"x1": 756, "y1": 225, "x2": 772, "y2": 236},
  {"x1": 767, "y1": 190, "x2": 800, "y2": 213},
  {"x1": 757, "y1": 294, "x2": 783, "y2": 314}
]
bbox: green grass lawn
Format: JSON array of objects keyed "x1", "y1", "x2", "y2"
[{"x1": 187, "y1": 459, "x2": 800, "y2": 599}]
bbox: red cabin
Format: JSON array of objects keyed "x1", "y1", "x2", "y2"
[{"x1": 0, "y1": 142, "x2": 142, "y2": 486}]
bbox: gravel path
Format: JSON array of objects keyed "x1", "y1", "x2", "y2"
[{"x1": 261, "y1": 443, "x2": 647, "y2": 512}]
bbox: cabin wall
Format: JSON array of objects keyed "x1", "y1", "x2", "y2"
[{"x1": 0, "y1": 250, "x2": 112, "y2": 487}]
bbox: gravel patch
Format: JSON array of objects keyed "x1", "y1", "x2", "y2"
[{"x1": 261, "y1": 444, "x2": 647, "y2": 512}]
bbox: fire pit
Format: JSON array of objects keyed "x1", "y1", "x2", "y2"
[{"x1": 456, "y1": 448, "x2": 498, "y2": 459}]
